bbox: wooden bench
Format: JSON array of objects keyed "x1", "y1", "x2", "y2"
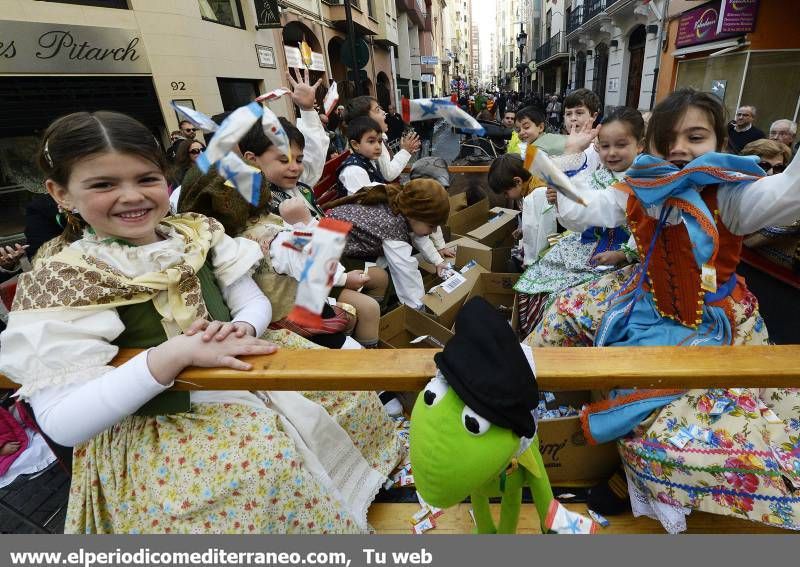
[{"x1": 4, "y1": 345, "x2": 797, "y2": 392}]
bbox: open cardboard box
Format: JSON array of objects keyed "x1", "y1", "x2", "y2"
[
  {"x1": 417, "y1": 236, "x2": 512, "y2": 275},
  {"x1": 446, "y1": 197, "x2": 490, "y2": 238},
  {"x1": 536, "y1": 391, "x2": 621, "y2": 484},
  {"x1": 378, "y1": 305, "x2": 454, "y2": 349},
  {"x1": 421, "y1": 263, "x2": 488, "y2": 328},
  {"x1": 461, "y1": 272, "x2": 520, "y2": 333},
  {"x1": 465, "y1": 206, "x2": 520, "y2": 248}
]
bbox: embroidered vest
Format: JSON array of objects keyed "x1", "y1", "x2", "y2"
[
  {"x1": 269, "y1": 182, "x2": 325, "y2": 219},
  {"x1": 625, "y1": 185, "x2": 744, "y2": 327},
  {"x1": 336, "y1": 154, "x2": 387, "y2": 197},
  {"x1": 327, "y1": 203, "x2": 410, "y2": 259}
]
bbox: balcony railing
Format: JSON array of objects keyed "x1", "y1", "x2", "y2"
[
  {"x1": 586, "y1": 0, "x2": 605, "y2": 20},
  {"x1": 567, "y1": 5, "x2": 584, "y2": 34},
  {"x1": 535, "y1": 32, "x2": 567, "y2": 63},
  {"x1": 322, "y1": 0, "x2": 361, "y2": 8}
]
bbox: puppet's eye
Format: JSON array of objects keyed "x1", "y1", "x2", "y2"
[
  {"x1": 461, "y1": 406, "x2": 490, "y2": 436},
  {"x1": 423, "y1": 378, "x2": 448, "y2": 407}
]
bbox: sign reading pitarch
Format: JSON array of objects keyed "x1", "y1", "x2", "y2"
[{"x1": 0, "y1": 21, "x2": 151, "y2": 74}]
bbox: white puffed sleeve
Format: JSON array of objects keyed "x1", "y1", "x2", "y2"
[
  {"x1": 719, "y1": 152, "x2": 800, "y2": 235},
  {"x1": 377, "y1": 142, "x2": 411, "y2": 182},
  {"x1": 0, "y1": 308, "x2": 171, "y2": 445},
  {"x1": 556, "y1": 182, "x2": 628, "y2": 232},
  {"x1": 297, "y1": 110, "x2": 329, "y2": 188},
  {"x1": 209, "y1": 234, "x2": 263, "y2": 287},
  {"x1": 381, "y1": 240, "x2": 425, "y2": 308},
  {"x1": 521, "y1": 187, "x2": 557, "y2": 265}
]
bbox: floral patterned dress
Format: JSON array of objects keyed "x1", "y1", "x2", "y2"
[
  {"x1": 515, "y1": 168, "x2": 631, "y2": 336},
  {"x1": 1, "y1": 216, "x2": 404, "y2": 534},
  {"x1": 526, "y1": 265, "x2": 800, "y2": 531}
]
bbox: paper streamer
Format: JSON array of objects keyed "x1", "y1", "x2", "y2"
[
  {"x1": 261, "y1": 105, "x2": 292, "y2": 160},
  {"x1": 170, "y1": 103, "x2": 219, "y2": 133},
  {"x1": 255, "y1": 88, "x2": 291, "y2": 103},
  {"x1": 196, "y1": 101, "x2": 263, "y2": 174},
  {"x1": 287, "y1": 218, "x2": 352, "y2": 330},
  {"x1": 217, "y1": 153, "x2": 262, "y2": 206},
  {"x1": 400, "y1": 97, "x2": 486, "y2": 136},
  {"x1": 523, "y1": 144, "x2": 588, "y2": 206}
]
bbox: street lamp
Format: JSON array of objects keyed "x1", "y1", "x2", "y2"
[{"x1": 516, "y1": 23, "x2": 528, "y2": 95}]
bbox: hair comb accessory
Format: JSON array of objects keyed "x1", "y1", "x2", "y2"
[{"x1": 43, "y1": 140, "x2": 54, "y2": 168}]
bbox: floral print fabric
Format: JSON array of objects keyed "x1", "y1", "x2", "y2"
[
  {"x1": 66, "y1": 329, "x2": 405, "y2": 534},
  {"x1": 526, "y1": 268, "x2": 800, "y2": 530}
]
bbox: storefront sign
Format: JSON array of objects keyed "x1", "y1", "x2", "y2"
[
  {"x1": 255, "y1": 44, "x2": 276, "y2": 68},
  {"x1": 420, "y1": 55, "x2": 439, "y2": 65},
  {"x1": 421, "y1": 73, "x2": 435, "y2": 83},
  {"x1": 284, "y1": 45, "x2": 325, "y2": 72},
  {"x1": 676, "y1": 0, "x2": 759, "y2": 48},
  {"x1": 254, "y1": 0, "x2": 281, "y2": 29},
  {"x1": 717, "y1": 0, "x2": 760, "y2": 34},
  {"x1": 0, "y1": 21, "x2": 150, "y2": 74}
]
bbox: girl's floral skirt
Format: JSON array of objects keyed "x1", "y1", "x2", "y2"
[
  {"x1": 526, "y1": 266, "x2": 800, "y2": 530},
  {"x1": 65, "y1": 330, "x2": 404, "y2": 534}
]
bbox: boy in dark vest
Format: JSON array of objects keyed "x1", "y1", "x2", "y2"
[{"x1": 337, "y1": 117, "x2": 386, "y2": 197}]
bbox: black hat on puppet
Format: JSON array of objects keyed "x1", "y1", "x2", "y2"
[{"x1": 434, "y1": 297, "x2": 538, "y2": 438}]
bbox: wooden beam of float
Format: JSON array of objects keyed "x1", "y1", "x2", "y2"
[
  {"x1": 402, "y1": 166, "x2": 490, "y2": 174},
  {"x1": 1, "y1": 345, "x2": 799, "y2": 391}
]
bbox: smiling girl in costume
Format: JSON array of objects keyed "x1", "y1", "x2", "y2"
[
  {"x1": 527, "y1": 88, "x2": 800, "y2": 532},
  {"x1": 0, "y1": 111, "x2": 400, "y2": 533}
]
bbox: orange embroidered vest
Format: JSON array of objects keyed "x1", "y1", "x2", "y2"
[{"x1": 625, "y1": 185, "x2": 745, "y2": 327}]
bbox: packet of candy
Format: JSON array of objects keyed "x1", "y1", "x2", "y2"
[
  {"x1": 255, "y1": 88, "x2": 291, "y2": 103},
  {"x1": 196, "y1": 102, "x2": 263, "y2": 173},
  {"x1": 170, "y1": 103, "x2": 220, "y2": 133},
  {"x1": 544, "y1": 500, "x2": 597, "y2": 534},
  {"x1": 323, "y1": 81, "x2": 339, "y2": 117},
  {"x1": 261, "y1": 104, "x2": 292, "y2": 160},
  {"x1": 287, "y1": 218, "x2": 352, "y2": 330},
  {"x1": 411, "y1": 516, "x2": 436, "y2": 534},
  {"x1": 217, "y1": 153, "x2": 263, "y2": 206}
]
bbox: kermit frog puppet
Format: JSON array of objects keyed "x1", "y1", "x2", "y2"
[{"x1": 410, "y1": 297, "x2": 596, "y2": 534}]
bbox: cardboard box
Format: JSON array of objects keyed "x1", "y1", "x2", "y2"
[
  {"x1": 421, "y1": 264, "x2": 488, "y2": 328},
  {"x1": 462, "y1": 272, "x2": 520, "y2": 332},
  {"x1": 378, "y1": 305, "x2": 454, "y2": 349},
  {"x1": 536, "y1": 391, "x2": 621, "y2": 484},
  {"x1": 417, "y1": 236, "x2": 512, "y2": 275},
  {"x1": 446, "y1": 198, "x2": 490, "y2": 237},
  {"x1": 465, "y1": 206, "x2": 520, "y2": 248}
]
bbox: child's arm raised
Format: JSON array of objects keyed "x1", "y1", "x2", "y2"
[
  {"x1": 719, "y1": 151, "x2": 800, "y2": 235},
  {"x1": 288, "y1": 69, "x2": 328, "y2": 188}
]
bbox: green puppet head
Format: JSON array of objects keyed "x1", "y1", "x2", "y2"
[
  {"x1": 410, "y1": 373, "x2": 523, "y2": 508},
  {"x1": 409, "y1": 297, "x2": 540, "y2": 509}
]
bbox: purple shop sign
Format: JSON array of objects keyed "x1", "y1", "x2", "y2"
[{"x1": 675, "y1": 0, "x2": 760, "y2": 48}]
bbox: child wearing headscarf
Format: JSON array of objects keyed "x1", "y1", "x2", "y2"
[{"x1": 326, "y1": 179, "x2": 450, "y2": 309}]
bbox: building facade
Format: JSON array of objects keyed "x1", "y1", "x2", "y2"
[
  {"x1": 656, "y1": 0, "x2": 800, "y2": 132},
  {"x1": 549, "y1": 0, "x2": 667, "y2": 112}
]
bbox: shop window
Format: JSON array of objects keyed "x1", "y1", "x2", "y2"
[
  {"x1": 0, "y1": 136, "x2": 40, "y2": 243},
  {"x1": 675, "y1": 53, "x2": 747, "y2": 121},
  {"x1": 35, "y1": 0, "x2": 129, "y2": 8},
  {"x1": 199, "y1": 0, "x2": 245, "y2": 29},
  {"x1": 739, "y1": 51, "x2": 800, "y2": 136}
]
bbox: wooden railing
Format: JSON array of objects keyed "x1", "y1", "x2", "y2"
[{"x1": 3, "y1": 345, "x2": 799, "y2": 392}]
